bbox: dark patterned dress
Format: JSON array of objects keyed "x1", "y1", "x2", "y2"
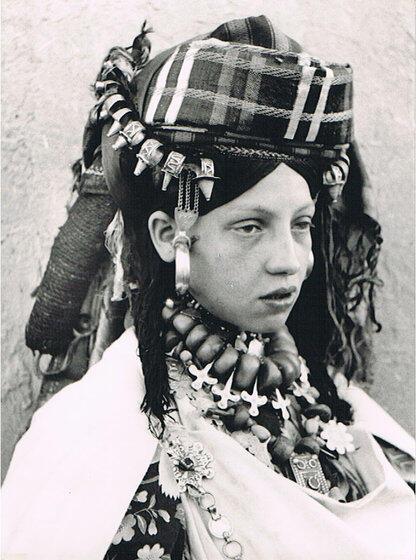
[{"x1": 104, "y1": 459, "x2": 188, "y2": 560}]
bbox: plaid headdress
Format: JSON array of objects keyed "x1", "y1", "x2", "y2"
[
  {"x1": 135, "y1": 19, "x2": 353, "y2": 149},
  {"x1": 86, "y1": 15, "x2": 353, "y2": 211}
]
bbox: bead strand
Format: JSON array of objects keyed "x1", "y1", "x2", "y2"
[{"x1": 164, "y1": 296, "x2": 357, "y2": 500}]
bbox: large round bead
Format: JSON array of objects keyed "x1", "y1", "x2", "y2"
[
  {"x1": 213, "y1": 346, "x2": 239, "y2": 379},
  {"x1": 196, "y1": 334, "x2": 225, "y2": 364},
  {"x1": 269, "y1": 436, "x2": 295, "y2": 463},
  {"x1": 304, "y1": 404, "x2": 332, "y2": 422},
  {"x1": 161, "y1": 304, "x2": 178, "y2": 322},
  {"x1": 268, "y1": 352, "x2": 300, "y2": 386},
  {"x1": 165, "y1": 330, "x2": 181, "y2": 351},
  {"x1": 232, "y1": 405, "x2": 251, "y2": 430},
  {"x1": 233, "y1": 354, "x2": 260, "y2": 391},
  {"x1": 185, "y1": 324, "x2": 209, "y2": 351},
  {"x1": 173, "y1": 313, "x2": 197, "y2": 335},
  {"x1": 258, "y1": 357, "x2": 283, "y2": 393},
  {"x1": 295, "y1": 436, "x2": 321, "y2": 455}
]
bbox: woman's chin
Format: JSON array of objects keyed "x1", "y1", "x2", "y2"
[
  {"x1": 193, "y1": 297, "x2": 290, "y2": 334},
  {"x1": 234, "y1": 313, "x2": 289, "y2": 335}
]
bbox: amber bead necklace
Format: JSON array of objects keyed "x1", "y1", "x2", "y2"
[{"x1": 161, "y1": 296, "x2": 366, "y2": 502}]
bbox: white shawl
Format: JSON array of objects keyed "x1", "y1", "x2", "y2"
[{"x1": 2, "y1": 328, "x2": 415, "y2": 560}]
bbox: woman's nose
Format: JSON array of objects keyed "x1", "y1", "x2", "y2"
[{"x1": 264, "y1": 232, "x2": 301, "y2": 276}]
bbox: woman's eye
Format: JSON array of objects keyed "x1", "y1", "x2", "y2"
[
  {"x1": 292, "y1": 220, "x2": 314, "y2": 233},
  {"x1": 234, "y1": 223, "x2": 262, "y2": 235}
]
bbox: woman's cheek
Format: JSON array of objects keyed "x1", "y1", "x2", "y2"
[{"x1": 298, "y1": 242, "x2": 312, "y2": 274}]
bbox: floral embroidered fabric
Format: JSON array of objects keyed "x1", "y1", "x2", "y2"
[{"x1": 103, "y1": 459, "x2": 188, "y2": 560}]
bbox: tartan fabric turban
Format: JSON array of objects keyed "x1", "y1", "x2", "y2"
[{"x1": 132, "y1": 15, "x2": 353, "y2": 149}]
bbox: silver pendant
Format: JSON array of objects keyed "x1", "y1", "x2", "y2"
[{"x1": 290, "y1": 452, "x2": 330, "y2": 494}]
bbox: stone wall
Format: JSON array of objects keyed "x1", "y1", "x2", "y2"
[{"x1": 2, "y1": 0, "x2": 414, "y2": 478}]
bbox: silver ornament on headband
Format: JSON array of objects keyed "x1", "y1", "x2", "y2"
[
  {"x1": 173, "y1": 170, "x2": 199, "y2": 295},
  {"x1": 162, "y1": 151, "x2": 186, "y2": 191},
  {"x1": 134, "y1": 139, "x2": 164, "y2": 176},
  {"x1": 195, "y1": 158, "x2": 219, "y2": 201},
  {"x1": 107, "y1": 120, "x2": 123, "y2": 137},
  {"x1": 323, "y1": 152, "x2": 350, "y2": 203},
  {"x1": 111, "y1": 107, "x2": 132, "y2": 122},
  {"x1": 104, "y1": 93, "x2": 126, "y2": 113},
  {"x1": 112, "y1": 120, "x2": 146, "y2": 150}
]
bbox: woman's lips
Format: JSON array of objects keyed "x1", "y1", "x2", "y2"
[
  {"x1": 259, "y1": 287, "x2": 297, "y2": 311},
  {"x1": 260, "y1": 286, "x2": 297, "y2": 299}
]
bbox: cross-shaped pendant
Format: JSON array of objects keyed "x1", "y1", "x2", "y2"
[
  {"x1": 271, "y1": 387, "x2": 291, "y2": 420},
  {"x1": 188, "y1": 362, "x2": 218, "y2": 391},
  {"x1": 292, "y1": 381, "x2": 316, "y2": 404},
  {"x1": 299, "y1": 358, "x2": 310, "y2": 385},
  {"x1": 211, "y1": 372, "x2": 240, "y2": 409},
  {"x1": 241, "y1": 380, "x2": 267, "y2": 417},
  {"x1": 234, "y1": 335, "x2": 248, "y2": 353}
]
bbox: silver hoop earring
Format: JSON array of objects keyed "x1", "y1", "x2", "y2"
[
  {"x1": 305, "y1": 251, "x2": 314, "y2": 279},
  {"x1": 173, "y1": 233, "x2": 191, "y2": 295},
  {"x1": 172, "y1": 168, "x2": 200, "y2": 296}
]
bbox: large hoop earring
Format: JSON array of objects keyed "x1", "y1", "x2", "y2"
[
  {"x1": 173, "y1": 233, "x2": 191, "y2": 295},
  {"x1": 172, "y1": 167, "x2": 200, "y2": 296},
  {"x1": 305, "y1": 251, "x2": 314, "y2": 279}
]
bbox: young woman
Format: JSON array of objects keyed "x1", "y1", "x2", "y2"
[{"x1": 2, "y1": 15, "x2": 414, "y2": 560}]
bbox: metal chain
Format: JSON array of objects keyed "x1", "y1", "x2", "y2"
[
  {"x1": 193, "y1": 182, "x2": 200, "y2": 214},
  {"x1": 196, "y1": 487, "x2": 243, "y2": 559},
  {"x1": 184, "y1": 170, "x2": 192, "y2": 211},
  {"x1": 177, "y1": 173, "x2": 185, "y2": 210},
  {"x1": 163, "y1": 431, "x2": 244, "y2": 559}
]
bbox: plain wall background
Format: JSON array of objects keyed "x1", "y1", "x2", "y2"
[{"x1": 2, "y1": 0, "x2": 414, "y2": 478}]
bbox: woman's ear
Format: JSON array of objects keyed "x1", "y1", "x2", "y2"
[{"x1": 148, "y1": 210, "x2": 177, "y2": 263}]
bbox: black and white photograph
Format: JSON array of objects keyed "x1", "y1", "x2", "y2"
[{"x1": 1, "y1": 1, "x2": 415, "y2": 559}]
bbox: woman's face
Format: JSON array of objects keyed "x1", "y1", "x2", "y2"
[{"x1": 188, "y1": 163, "x2": 315, "y2": 333}]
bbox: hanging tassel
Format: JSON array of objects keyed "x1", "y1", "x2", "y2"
[
  {"x1": 104, "y1": 209, "x2": 125, "y2": 301},
  {"x1": 131, "y1": 21, "x2": 153, "y2": 68}
]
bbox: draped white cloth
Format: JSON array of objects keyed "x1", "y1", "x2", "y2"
[{"x1": 2, "y1": 327, "x2": 415, "y2": 560}]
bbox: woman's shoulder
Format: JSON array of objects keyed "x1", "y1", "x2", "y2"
[
  {"x1": 6, "y1": 326, "x2": 149, "y2": 466},
  {"x1": 93, "y1": 325, "x2": 140, "y2": 373},
  {"x1": 34, "y1": 327, "x2": 142, "y2": 419},
  {"x1": 4, "y1": 326, "x2": 150, "y2": 489}
]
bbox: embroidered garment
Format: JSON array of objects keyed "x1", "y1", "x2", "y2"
[
  {"x1": 104, "y1": 458, "x2": 187, "y2": 560},
  {"x1": 2, "y1": 329, "x2": 415, "y2": 560}
]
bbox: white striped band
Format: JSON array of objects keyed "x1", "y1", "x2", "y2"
[
  {"x1": 284, "y1": 56, "x2": 316, "y2": 140},
  {"x1": 144, "y1": 46, "x2": 180, "y2": 124},
  {"x1": 306, "y1": 67, "x2": 334, "y2": 142},
  {"x1": 164, "y1": 43, "x2": 202, "y2": 125}
]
